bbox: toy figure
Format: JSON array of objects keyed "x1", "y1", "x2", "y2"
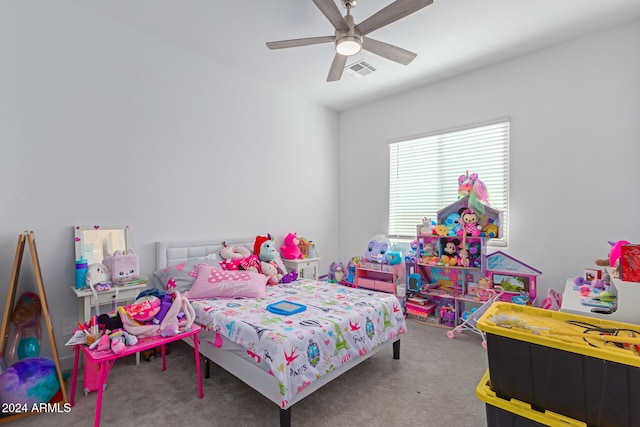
[
  {"x1": 457, "y1": 208, "x2": 481, "y2": 237},
  {"x1": 7, "y1": 292, "x2": 42, "y2": 363},
  {"x1": 345, "y1": 257, "x2": 358, "y2": 285},
  {"x1": 280, "y1": 233, "x2": 303, "y2": 260}
]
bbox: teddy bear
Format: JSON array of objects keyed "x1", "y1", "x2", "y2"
[
  {"x1": 328, "y1": 262, "x2": 345, "y2": 283},
  {"x1": 280, "y1": 233, "x2": 303, "y2": 259}
]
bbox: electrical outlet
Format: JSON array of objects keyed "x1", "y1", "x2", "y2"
[{"x1": 61, "y1": 317, "x2": 77, "y2": 336}]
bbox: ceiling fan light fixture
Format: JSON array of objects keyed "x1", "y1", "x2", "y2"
[{"x1": 336, "y1": 35, "x2": 362, "y2": 56}]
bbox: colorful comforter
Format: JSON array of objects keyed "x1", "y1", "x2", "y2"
[{"x1": 190, "y1": 279, "x2": 407, "y2": 408}]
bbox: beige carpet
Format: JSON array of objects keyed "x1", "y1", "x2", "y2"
[{"x1": 8, "y1": 319, "x2": 489, "y2": 427}]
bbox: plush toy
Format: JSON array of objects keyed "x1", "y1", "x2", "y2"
[
  {"x1": 254, "y1": 234, "x2": 297, "y2": 283},
  {"x1": 108, "y1": 330, "x2": 138, "y2": 354},
  {"x1": 481, "y1": 223, "x2": 499, "y2": 238},
  {"x1": 328, "y1": 262, "x2": 345, "y2": 282},
  {"x1": 219, "y1": 242, "x2": 251, "y2": 266},
  {"x1": 120, "y1": 290, "x2": 195, "y2": 338},
  {"x1": 86, "y1": 263, "x2": 111, "y2": 290},
  {"x1": 458, "y1": 170, "x2": 491, "y2": 216},
  {"x1": 457, "y1": 208, "x2": 481, "y2": 237},
  {"x1": 98, "y1": 312, "x2": 124, "y2": 331},
  {"x1": 440, "y1": 239, "x2": 459, "y2": 266},
  {"x1": 443, "y1": 213, "x2": 461, "y2": 236},
  {"x1": 365, "y1": 234, "x2": 392, "y2": 263},
  {"x1": 595, "y1": 240, "x2": 631, "y2": 268},
  {"x1": 103, "y1": 249, "x2": 139, "y2": 284},
  {"x1": 280, "y1": 233, "x2": 303, "y2": 259},
  {"x1": 260, "y1": 261, "x2": 281, "y2": 285},
  {"x1": 420, "y1": 217, "x2": 436, "y2": 235},
  {"x1": 434, "y1": 224, "x2": 449, "y2": 237}
]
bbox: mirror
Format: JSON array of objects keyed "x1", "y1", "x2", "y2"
[{"x1": 74, "y1": 225, "x2": 133, "y2": 264}]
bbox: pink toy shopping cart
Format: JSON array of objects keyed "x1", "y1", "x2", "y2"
[{"x1": 446, "y1": 285, "x2": 504, "y2": 348}]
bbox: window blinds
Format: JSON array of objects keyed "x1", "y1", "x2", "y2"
[{"x1": 388, "y1": 120, "x2": 510, "y2": 244}]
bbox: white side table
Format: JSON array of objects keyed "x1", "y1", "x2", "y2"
[
  {"x1": 282, "y1": 257, "x2": 321, "y2": 280},
  {"x1": 71, "y1": 283, "x2": 148, "y2": 324}
]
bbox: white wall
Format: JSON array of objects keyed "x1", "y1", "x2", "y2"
[
  {"x1": 0, "y1": 1, "x2": 338, "y2": 368},
  {"x1": 338, "y1": 20, "x2": 640, "y2": 300}
]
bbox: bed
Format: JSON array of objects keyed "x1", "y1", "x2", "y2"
[{"x1": 155, "y1": 238, "x2": 407, "y2": 427}]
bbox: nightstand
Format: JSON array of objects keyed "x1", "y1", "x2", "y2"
[
  {"x1": 282, "y1": 257, "x2": 321, "y2": 280},
  {"x1": 71, "y1": 283, "x2": 148, "y2": 324}
]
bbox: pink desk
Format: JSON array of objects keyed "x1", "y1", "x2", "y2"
[{"x1": 70, "y1": 325, "x2": 203, "y2": 427}]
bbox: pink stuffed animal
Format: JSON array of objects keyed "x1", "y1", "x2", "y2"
[{"x1": 280, "y1": 233, "x2": 303, "y2": 260}]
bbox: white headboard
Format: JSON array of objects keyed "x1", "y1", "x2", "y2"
[{"x1": 156, "y1": 238, "x2": 255, "y2": 270}]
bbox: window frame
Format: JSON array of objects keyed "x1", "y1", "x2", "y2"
[{"x1": 388, "y1": 119, "x2": 510, "y2": 247}]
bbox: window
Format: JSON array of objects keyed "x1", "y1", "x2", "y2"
[{"x1": 388, "y1": 120, "x2": 510, "y2": 245}]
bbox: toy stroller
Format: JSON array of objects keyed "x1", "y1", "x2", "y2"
[{"x1": 446, "y1": 285, "x2": 504, "y2": 348}]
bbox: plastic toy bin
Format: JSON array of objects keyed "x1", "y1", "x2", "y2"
[
  {"x1": 476, "y1": 370, "x2": 585, "y2": 427},
  {"x1": 477, "y1": 302, "x2": 640, "y2": 427}
]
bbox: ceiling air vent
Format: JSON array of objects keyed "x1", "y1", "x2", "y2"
[{"x1": 345, "y1": 60, "x2": 377, "y2": 78}]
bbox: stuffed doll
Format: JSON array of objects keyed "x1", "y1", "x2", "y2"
[
  {"x1": 260, "y1": 261, "x2": 282, "y2": 285},
  {"x1": 280, "y1": 233, "x2": 303, "y2": 259},
  {"x1": 457, "y1": 208, "x2": 481, "y2": 237}
]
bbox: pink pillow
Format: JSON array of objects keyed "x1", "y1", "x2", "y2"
[{"x1": 186, "y1": 264, "x2": 267, "y2": 300}]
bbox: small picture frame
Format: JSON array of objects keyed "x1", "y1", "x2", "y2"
[{"x1": 584, "y1": 268, "x2": 602, "y2": 282}]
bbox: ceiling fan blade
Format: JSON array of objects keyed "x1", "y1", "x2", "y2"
[
  {"x1": 327, "y1": 53, "x2": 348, "y2": 82},
  {"x1": 312, "y1": 0, "x2": 349, "y2": 32},
  {"x1": 362, "y1": 37, "x2": 417, "y2": 65},
  {"x1": 356, "y1": 0, "x2": 433, "y2": 36},
  {"x1": 266, "y1": 36, "x2": 335, "y2": 50}
]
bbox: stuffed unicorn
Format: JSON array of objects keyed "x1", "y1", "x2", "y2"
[{"x1": 457, "y1": 170, "x2": 490, "y2": 216}]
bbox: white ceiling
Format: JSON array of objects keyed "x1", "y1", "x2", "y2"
[{"x1": 72, "y1": 0, "x2": 640, "y2": 111}]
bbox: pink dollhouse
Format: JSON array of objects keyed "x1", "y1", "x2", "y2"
[{"x1": 485, "y1": 251, "x2": 541, "y2": 304}]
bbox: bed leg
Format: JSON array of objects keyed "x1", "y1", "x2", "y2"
[
  {"x1": 393, "y1": 339, "x2": 400, "y2": 360},
  {"x1": 279, "y1": 408, "x2": 291, "y2": 427},
  {"x1": 205, "y1": 358, "x2": 210, "y2": 379}
]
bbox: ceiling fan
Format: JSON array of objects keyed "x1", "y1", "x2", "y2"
[{"x1": 266, "y1": 0, "x2": 433, "y2": 82}]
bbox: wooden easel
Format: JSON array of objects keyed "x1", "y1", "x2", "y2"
[{"x1": 0, "y1": 232, "x2": 68, "y2": 423}]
